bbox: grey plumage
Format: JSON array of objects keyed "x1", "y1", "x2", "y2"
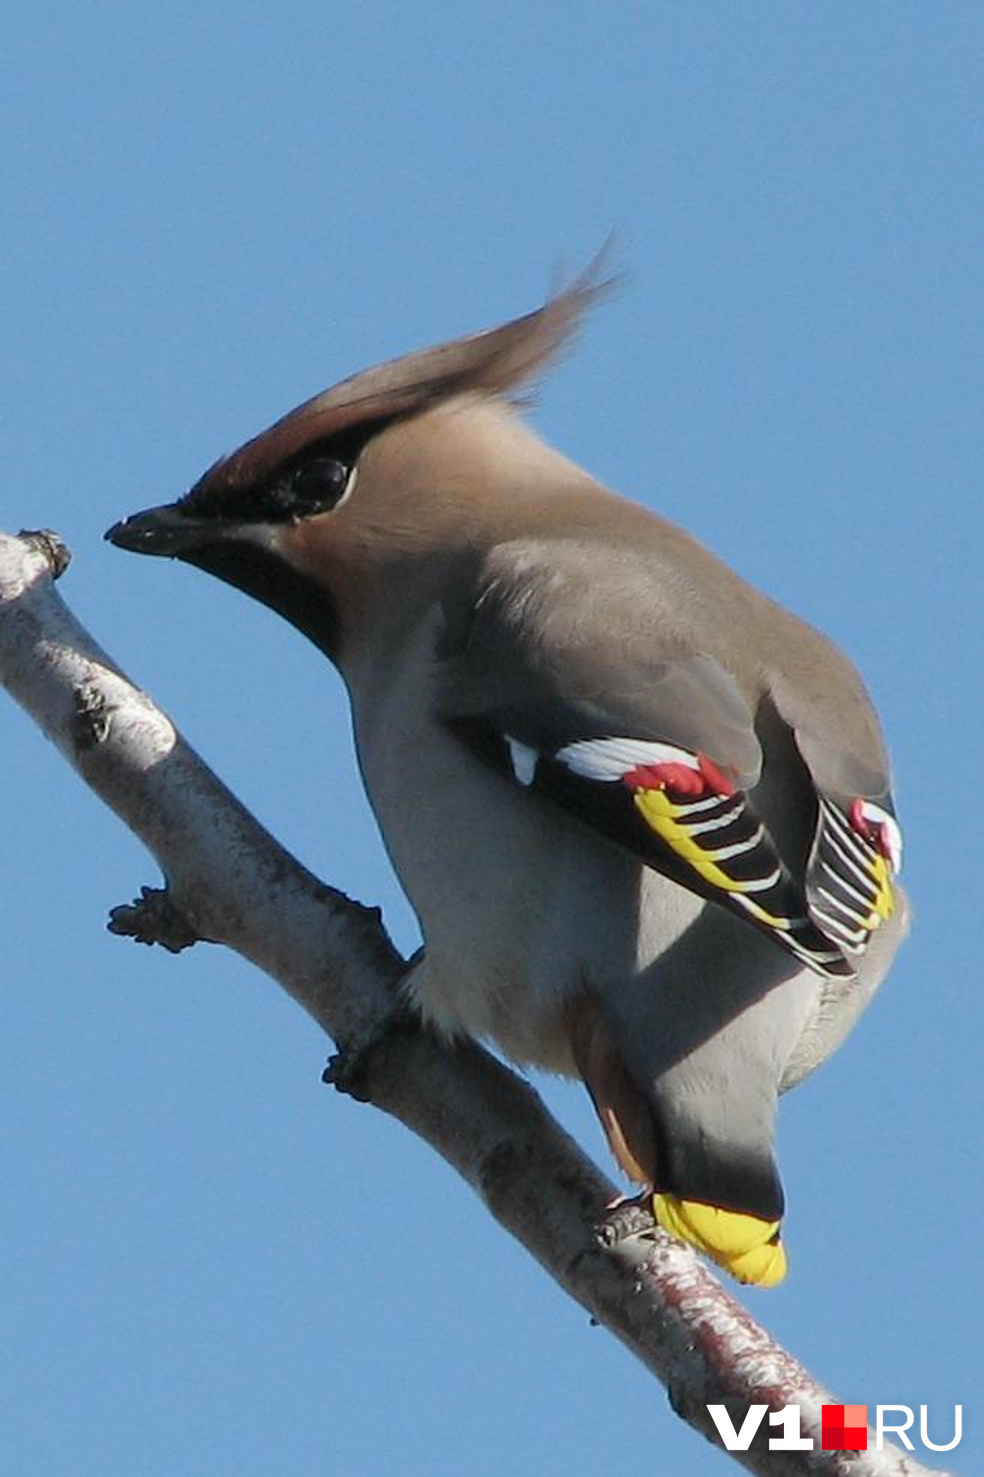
[{"x1": 107, "y1": 267, "x2": 907, "y2": 1284}]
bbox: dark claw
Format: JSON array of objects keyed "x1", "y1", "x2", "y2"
[
  {"x1": 323, "y1": 997, "x2": 420, "y2": 1102},
  {"x1": 595, "y1": 1193, "x2": 657, "y2": 1248}
]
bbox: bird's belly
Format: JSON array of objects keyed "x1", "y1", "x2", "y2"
[{"x1": 348, "y1": 672, "x2": 701, "y2": 1070}]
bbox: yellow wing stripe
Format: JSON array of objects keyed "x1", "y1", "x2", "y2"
[
  {"x1": 632, "y1": 787, "x2": 790, "y2": 932},
  {"x1": 811, "y1": 797, "x2": 899, "y2": 950},
  {"x1": 868, "y1": 853, "x2": 895, "y2": 923},
  {"x1": 633, "y1": 788, "x2": 750, "y2": 894}
]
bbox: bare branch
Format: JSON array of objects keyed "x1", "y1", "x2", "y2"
[{"x1": 0, "y1": 530, "x2": 952, "y2": 1477}]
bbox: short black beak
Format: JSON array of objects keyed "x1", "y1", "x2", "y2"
[{"x1": 105, "y1": 504, "x2": 211, "y2": 557}]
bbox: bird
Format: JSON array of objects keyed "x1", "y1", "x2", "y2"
[{"x1": 106, "y1": 264, "x2": 907, "y2": 1287}]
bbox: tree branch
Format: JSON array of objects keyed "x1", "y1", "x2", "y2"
[{"x1": 0, "y1": 529, "x2": 951, "y2": 1477}]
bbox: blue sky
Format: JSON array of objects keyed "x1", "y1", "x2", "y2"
[{"x1": 2, "y1": 6, "x2": 980, "y2": 1473}]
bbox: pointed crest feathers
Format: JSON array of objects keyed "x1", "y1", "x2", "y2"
[{"x1": 186, "y1": 250, "x2": 615, "y2": 507}]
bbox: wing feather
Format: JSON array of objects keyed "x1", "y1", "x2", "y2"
[{"x1": 439, "y1": 542, "x2": 901, "y2": 980}]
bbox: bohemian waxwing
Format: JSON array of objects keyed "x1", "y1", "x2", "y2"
[{"x1": 107, "y1": 266, "x2": 907, "y2": 1287}]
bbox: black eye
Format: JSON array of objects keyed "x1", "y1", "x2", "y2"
[
  {"x1": 289, "y1": 457, "x2": 351, "y2": 511},
  {"x1": 262, "y1": 456, "x2": 353, "y2": 521},
  {"x1": 179, "y1": 448, "x2": 357, "y2": 525}
]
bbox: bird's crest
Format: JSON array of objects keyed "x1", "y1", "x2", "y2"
[{"x1": 185, "y1": 251, "x2": 614, "y2": 507}]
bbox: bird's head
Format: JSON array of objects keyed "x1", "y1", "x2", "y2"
[{"x1": 106, "y1": 262, "x2": 610, "y2": 662}]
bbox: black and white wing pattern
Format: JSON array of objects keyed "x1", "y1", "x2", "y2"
[
  {"x1": 439, "y1": 546, "x2": 903, "y2": 981},
  {"x1": 807, "y1": 795, "x2": 902, "y2": 954},
  {"x1": 451, "y1": 717, "x2": 856, "y2": 979}
]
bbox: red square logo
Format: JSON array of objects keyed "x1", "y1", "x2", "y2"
[{"x1": 822, "y1": 1404, "x2": 868, "y2": 1451}]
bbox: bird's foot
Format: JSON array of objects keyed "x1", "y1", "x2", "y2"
[
  {"x1": 595, "y1": 1190, "x2": 657, "y2": 1248},
  {"x1": 323, "y1": 990, "x2": 421, "y2": 1103}
]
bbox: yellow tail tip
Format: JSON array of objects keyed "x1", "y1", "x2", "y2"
[{"x1": 653, "y1": 1194, "x2": 788, "y2": 1288}]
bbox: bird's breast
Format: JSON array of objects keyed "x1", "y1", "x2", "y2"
[{"x1": 342, "y1": 611, "x2": 702, "y2": 1069}]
